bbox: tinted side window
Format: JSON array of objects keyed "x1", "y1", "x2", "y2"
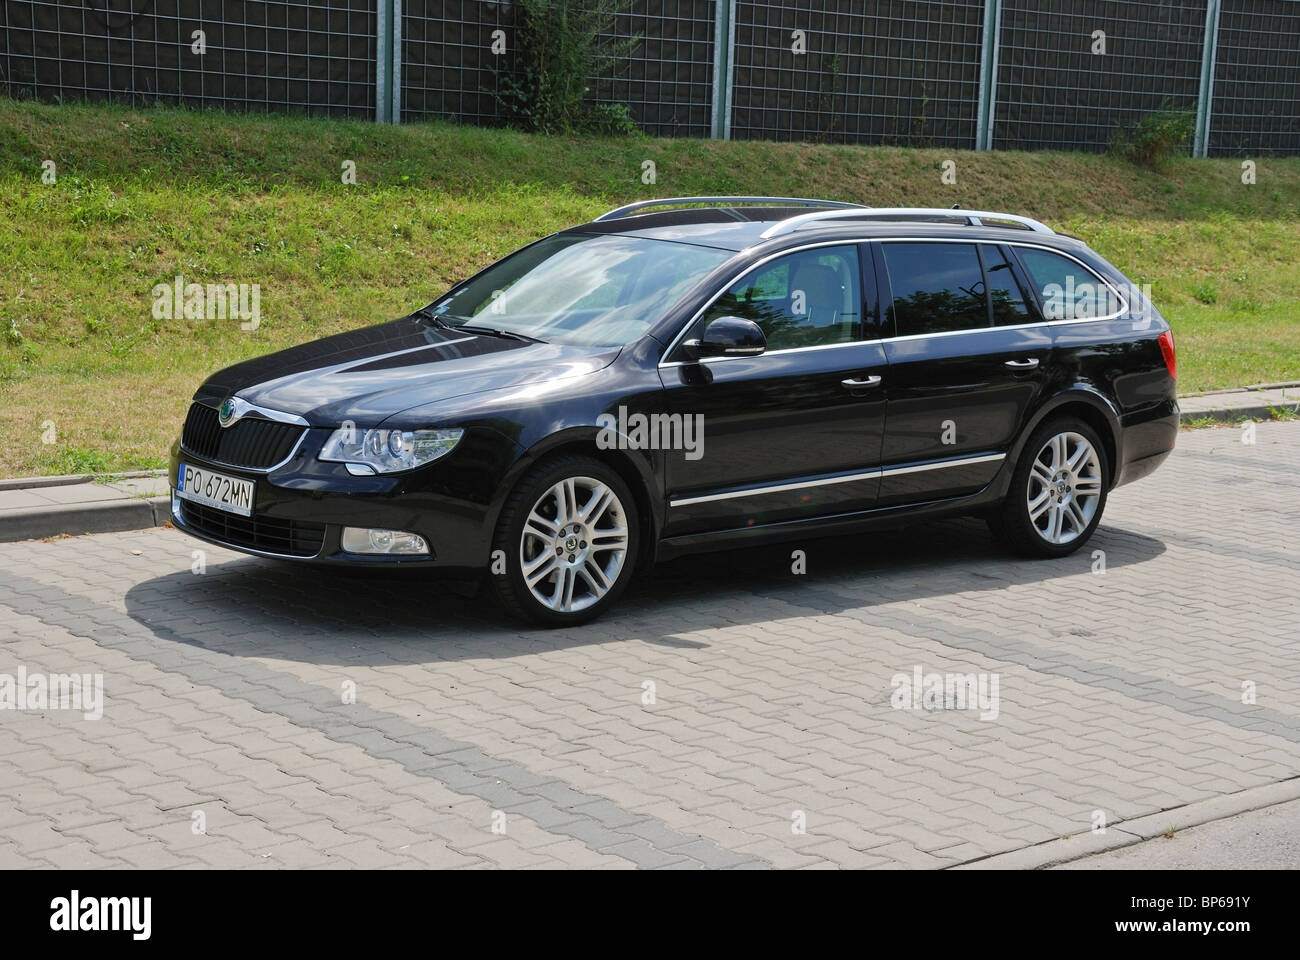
[
  {"x1": 1015, "y1": 248, "x2": 1119, "y2": 320},
  {"x1": 883, "y1": 243, "x2": 989, "y2": 336},
  {"x1": 701, "y1": 245, "x2": 862, "y2": 350},
  {"x1": 983, "y1": 245, "x2": 1035, "y2": 326}
]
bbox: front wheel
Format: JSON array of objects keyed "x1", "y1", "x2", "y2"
[
  {"x1": 490, "y1": 456, "x2": 638, "y2": 626},
  {"x1": 989, "y1": 418, "x2": 1109, "y2": 558}
]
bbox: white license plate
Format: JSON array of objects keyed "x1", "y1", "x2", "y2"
[{"x1": 176, "y1": 462, "x2": 254, "y2": 517}]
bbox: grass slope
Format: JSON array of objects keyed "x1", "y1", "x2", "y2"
[{"x1": 1, "y1": 98, "x2": 1297, "y2": 476}]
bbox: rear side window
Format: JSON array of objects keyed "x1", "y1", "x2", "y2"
[
  {"x1": 983, "y1": 245, "x2": 1036, "y2": 326},
  {"x1": 882, "y1": 243, "x2": 989, "y2": 336},
  {"x1": 1015, "y1": 248, "x2": 1120, "y2": 320},
  {"x1": 701, "y1": 245, "x2": 862, "y2": 350}
]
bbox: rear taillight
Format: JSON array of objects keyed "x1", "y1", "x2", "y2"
[{"x1": 1157, "y1": 329, "x2": 1176, "y2": 381}]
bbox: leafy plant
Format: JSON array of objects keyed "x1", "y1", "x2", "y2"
[
  {"x1": 586, "y1": 102, "x2": 639, "y2": 137},
  {"x1": 37, "y1": 445, "x2": 115, "y2": 476},
  {"x1": 1111, "y1": 106, "x2": 1195, "y2": 170},
  {"x1": 813, "y1": 53, "x2": 843, "y2": 141},
  {"x1": 493, "y1": 0, "x2": 640, "y2": 135},
  {"x1": 908, "y1": 82, "x2": 933, "y2": 148}
]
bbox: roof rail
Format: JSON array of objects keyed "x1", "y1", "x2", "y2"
[
  {"x1": 593, "y1": 196, "x2": 867, "y2": 222},
  {"x1": 759, "y1": 207, "x2": 1055, "y2": 239}
]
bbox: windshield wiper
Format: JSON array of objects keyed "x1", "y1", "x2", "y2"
[
  {"x1": 454, "y1": 323, "x2": 544, "y2": 344},
  {"x1": 415, "y1": 308, "x2": 545, "y2": 344}
]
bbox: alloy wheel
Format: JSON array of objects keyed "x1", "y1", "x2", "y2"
[
  {"x1": 1026, "y1": 431, "x2": 1103, "y2": 545},
  {"x1": 519, "y1": 476, "x2": 630, "y2": 613}
]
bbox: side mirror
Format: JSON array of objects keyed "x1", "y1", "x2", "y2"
[{"x1": 687, "y1": 317, "x2": 767, "y2": 360}]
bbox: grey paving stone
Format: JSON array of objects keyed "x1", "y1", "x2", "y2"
[{"x1": 0, "y1": 421, "x2": 1298, "y2": 868}]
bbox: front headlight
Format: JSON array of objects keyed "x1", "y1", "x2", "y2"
[{"x1": 319, "y1": 426, "x2": 464, "y2": 474}]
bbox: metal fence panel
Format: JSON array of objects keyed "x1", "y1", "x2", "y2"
[
  {"x1": 401, "y1": 0, "x2": 713, "y2": 136},
  {"x1": 590, "y1": 0, "x2": 714, "y2": 137},
  {"x1": 400, "y1": 0, "x2": 502, "y2": 124},
  {"x1": 729, "y1": 0, "x2": 985, "y2": 146},
  {"x1": 0, "y1": 1, "x2": 377, "y2": 117},
  {"x1": 1209, "y1": 0, "x2": 1300, "y2": 155},
  {"x1": 993, "y1": 0, "x2": 1206, "y2": 152}
]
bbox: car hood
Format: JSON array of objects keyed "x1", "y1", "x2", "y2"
[{"x1": 196, "y1": 317, "x2": 621, "y2": 425}]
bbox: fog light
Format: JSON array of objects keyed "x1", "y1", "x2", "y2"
[{"x1": 340, "y1": 527, "x2": 429, "y2": 555}]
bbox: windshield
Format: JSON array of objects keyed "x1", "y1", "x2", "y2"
[{"x1": 425, "y1": 234, "x2": 731, "y2": 347}]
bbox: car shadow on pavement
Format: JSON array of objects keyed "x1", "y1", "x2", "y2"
[{"x1": 122, "y1": 516, "x2": 1166, "y2": 666}]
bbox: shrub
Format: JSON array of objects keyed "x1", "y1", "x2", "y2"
[
  {"x1": 1112, "y1": 107, "x2": 1196, "y2": 169},
  {"x1": 493, "y1": 0, "x2": 640, "y2": 135},
  {"x1": 586, "y1": 102, "x2": 639, "y2": 136}
]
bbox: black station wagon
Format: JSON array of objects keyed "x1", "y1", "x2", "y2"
[{"x1": 170, "y1": 197, "x2": 1179, "y2": 625}]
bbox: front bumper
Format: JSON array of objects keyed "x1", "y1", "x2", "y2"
[{"x1": 167, "y1": 427, "x2": 516, "y2": 574}]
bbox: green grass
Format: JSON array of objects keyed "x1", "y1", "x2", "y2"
[{"x1": 2, "y1": 97, "x2": 1299, "y2": 476}]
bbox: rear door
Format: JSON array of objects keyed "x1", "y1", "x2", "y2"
[
  {"x1": 658, "y1": 242, "x2": 888, "y2": 535},
  {"x1": 875, "y1": 239, "x2": 1051, "y2": 506}
]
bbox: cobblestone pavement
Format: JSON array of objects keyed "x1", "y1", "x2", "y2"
[{"x1": 1, "y1": 421, "x2": 1297, "y2": 869}]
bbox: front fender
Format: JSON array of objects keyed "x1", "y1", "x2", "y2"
[{"x1": 485, "y1": 424, "x2": 665, "y2": 559}]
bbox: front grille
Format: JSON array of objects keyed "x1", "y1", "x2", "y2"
[
  {"x1": 178, "y1": 500, "x2": 325, "y2": 557},
  {"x1": 181, "y1": 402, "x2": 305, "y2": 470}
]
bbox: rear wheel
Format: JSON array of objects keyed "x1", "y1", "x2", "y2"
[
  {"x1": 989, "y1": 418, "x2": 1109, "y2": 558},
  {"x1": 490, "y1": 456, "x2": 638, "y2": 626}
]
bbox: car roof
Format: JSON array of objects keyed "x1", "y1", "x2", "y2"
[{"x1": 565, "y1": 200, "x2": 1088, "y2": 255}]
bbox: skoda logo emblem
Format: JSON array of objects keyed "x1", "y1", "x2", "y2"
[{"x1": 218, "y1": 398, "x2": 238, "y2": 428}]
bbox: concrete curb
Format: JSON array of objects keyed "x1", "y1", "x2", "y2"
[
  {"x1": 952, "y1": 776, "x2": 1300, "y2": 870},
  {"x1": 1179, "y1": 399, "x2": 1300, "y2": 425},
  {"x1": 0, "y1": 469, "x2": 167, "y2": 492},
  {"x1": 1178, "y1": 383, "x2": 1300, "y2": 424},
  {"x1": 1178, "y1": 379, "x2": 1300, "y2": 397},
  {"x1": 0, "y1": 496, "x2": 172, "y2": 543}
]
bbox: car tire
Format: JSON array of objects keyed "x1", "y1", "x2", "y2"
[
  {"x1": 489, "y1": 455, "x2": 639, "y2": 626},
  {"x1": 989, "y1": 417, "x2": 1110, "y2": 559}
]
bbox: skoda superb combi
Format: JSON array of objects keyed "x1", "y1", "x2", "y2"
[{"x1": 170, "y1": 197, "x2": 1178, "y2": 625}]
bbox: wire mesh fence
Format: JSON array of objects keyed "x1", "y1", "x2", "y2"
[
  {"x1": 401, "y1": 0, "x2": 501, "y2": 126},
  {"x1": 585, "y1": 0, "x2": 714, "y2": 138},
  {"x1": 1211, "y1": 0, "x2": 1300, "y2": 156},
  {"x1": 729, "y1": 0, "x2": 983, "y2": 147},
  {"x1": 992, "y1": 0, "x2": 1206, "y2": 152},
  {"x1": 0, "y1": 0, "x2": 376, "y2": 117},
  {"x1": 1, "y1": 0, "x2": 1297, "y2": 155},
  {"x1": 400, "y1": 0, "x2": 715, "y2": 136}
]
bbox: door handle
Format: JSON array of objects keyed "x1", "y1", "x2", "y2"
[
  {"x1": 1004, "y1": 358, "x2": 1040, "y2": 369},
  {"x1": 841, "y1": 376, "x2": 882, "y2": 389}
]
